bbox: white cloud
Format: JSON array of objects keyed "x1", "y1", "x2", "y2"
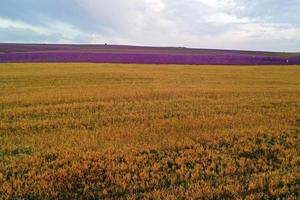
[
  {"x1": 0, "y1": 0, "x2": 299, "y2": 51},
  {"x1": 204, "y1": 13, "x2": 249, "y2": 24},
  {"x1": 195, "y1": 0, "x2": 236, "y2": 9}
]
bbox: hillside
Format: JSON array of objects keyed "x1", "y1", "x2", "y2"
[{"x1": 1, "y1": 44, "x2": 300, "y2": 65}]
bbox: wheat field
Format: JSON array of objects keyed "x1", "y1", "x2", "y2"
[{"x1": 0, "y1": 63, "x2": 300, "y2": 199}]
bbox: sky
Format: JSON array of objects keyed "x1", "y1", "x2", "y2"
[{"x1": 0, "y1": 0, "x2": 299, "y2": 52}]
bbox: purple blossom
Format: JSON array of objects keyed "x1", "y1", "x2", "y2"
[{"x1": 0, "y1": 44, "x2": 299, "y2": 65}]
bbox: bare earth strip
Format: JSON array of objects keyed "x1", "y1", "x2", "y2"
[{"x1": 0, "y1": 63, "x2": 299, "y2": 199}]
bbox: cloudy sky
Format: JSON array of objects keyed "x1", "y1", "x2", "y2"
[{"x1": 0, "y1": 0, "x2": 299, "y2": 52}]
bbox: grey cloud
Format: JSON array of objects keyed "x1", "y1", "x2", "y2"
[
  {"x1": 0, "y1": 27, "x2": 61, "y2": 43},
  {"x1": 231, "y1": 0, "x2": 300, "y2": 26},
  {"x1": 0, "y1": 0, "x2": 103, "y2": 33}
]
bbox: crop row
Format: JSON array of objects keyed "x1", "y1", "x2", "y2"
[{"x1": 1, "y1": 52, "x2": 300, "y2": 65}]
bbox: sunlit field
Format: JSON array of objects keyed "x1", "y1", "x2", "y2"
[{"x1": 0, "y1": 63, "x2": 299, "y2": 199}]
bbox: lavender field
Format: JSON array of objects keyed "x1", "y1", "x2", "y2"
[{"x1": 1, "y1": 43, "x2": 300, "y2": 65}]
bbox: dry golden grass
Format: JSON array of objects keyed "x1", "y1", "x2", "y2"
[{"x1": 0, "y1": 63, "x2": 300, "y2": 199}]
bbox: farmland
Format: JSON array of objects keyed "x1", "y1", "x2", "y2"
[
  {"x1": 0, "y1": 63, "x2": 299, "y2": 199},
  {"x1": 1, "y1": 44, "x2": 300, "y2": 65}
]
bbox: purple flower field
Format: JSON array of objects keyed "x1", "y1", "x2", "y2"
[{"x1": 0, "y1": 44, "x2": 299, "y2": 65}]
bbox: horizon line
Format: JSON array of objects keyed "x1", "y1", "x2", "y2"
[{"x1": 1, "y1": 42, "x2": 300, "y2": 54}]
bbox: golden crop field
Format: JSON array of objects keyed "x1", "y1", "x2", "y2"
[{"x1": 0, "y1": 63, "x2": 299, "y2": 199}]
